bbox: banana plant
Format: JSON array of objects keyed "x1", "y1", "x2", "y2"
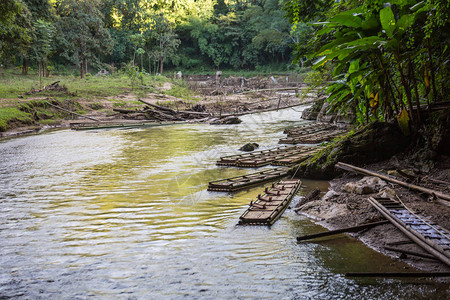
[{"x1": 310, "y1": 0, "x2": 446, "y2": 129}]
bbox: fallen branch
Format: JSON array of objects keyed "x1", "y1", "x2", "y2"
[
  {"x1": 113, "y1": 108, "x2": 139, "y2": 114},
  {"x1": 336, "y1": 162, "x2": 450, "y2": 206},
  {"x1": 345, "y1": 272, "x2": 450, "y2": 278},
  {"x1": 46, "y1": 101, "x2": 99, "y2": 122},
  {"x1": 384, "y1": 246, "x2": 438, "y2": 260},
  {"x1": 296, "y1": 220, "x2": 389, "y2": 242},
  {"x1": 139, "y1": 99, "x2": 178, "y2": 115}
]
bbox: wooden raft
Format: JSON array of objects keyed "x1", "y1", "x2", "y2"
[
  {"x1": 207, "y1": 168, "x2": 288, "y2": 192},
  {"x1": 284, "y1": 123, "x2": 336, "y2": 135},
  {"x1": 271, "y1": 148, "x2": 320, "y2": 166},
  {"x1": 70, "y1": 121, "x2": 183, "y2": 130},
  {"x1": 368, "y1": 197, "x2": 450, "y2": 266},
  {"x1": 217, "y1": 145, "x2": 314, "y2": 168},
  {"x1": 239, "y1": 179, "x2": 301, "y2": 226},
  {"x1": 279, "y1": 130, "x2": 344, "y2": 144}
]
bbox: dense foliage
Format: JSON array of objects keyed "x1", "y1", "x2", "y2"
[
  {"x1": 285, "y1": 0, "x2": 449, "y2": 129},
  {"x1": 0, "y1": 0, "x2": 301, "y2": 77}
]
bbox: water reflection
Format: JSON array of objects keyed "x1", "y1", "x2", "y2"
[{"x1": 0, "y1": 107, "x2": 448, "y2": 299}]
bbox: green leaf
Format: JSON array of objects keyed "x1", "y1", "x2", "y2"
[
  {"x1": 396, "y1": 14, "x2": 415, "y2": 32},
  {"x1": 342, "y1": 36, "x2": 386, "y2": 48},
  {"x1": 330, "y1": 14, "x2": 362, "y2": 28},
  {"x1": 362, "y1": 15, "x2": 379, "y2": 31},
  {"x1": 380, "y1": 7, "x2": 396, "y2": 38}
]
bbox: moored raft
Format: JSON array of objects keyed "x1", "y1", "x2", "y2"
[
  {"x1": 70, "y1": 121, "x2": 184, "y2": 130},
  {"x1": 279, "y1": 130, "x2": 344, "y2": 144},
  {"x1": 216, "y1": 145, "x2": 314, "y2": 167},
  {"x1": 283, "y1": 123, "x2": 336, "y2": 135},
  {"x1": 239, "y1": 179, "x2": 301, "y2": 226},
  {"x1": 208, "y1": 168, "x2": 288, "y2": 192},
  {"x1": 271, "y1": 148, "x2": 320, "y2": 166}
]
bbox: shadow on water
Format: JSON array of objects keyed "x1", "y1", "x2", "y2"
[{"x1": 0, "y1": 106, "x2": 448, "y2": 299}]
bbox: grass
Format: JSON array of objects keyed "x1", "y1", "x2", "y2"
[{"x1": 0, "y1": 107, "x2": 32, "y2": 131}]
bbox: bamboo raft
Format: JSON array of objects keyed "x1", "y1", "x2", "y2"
[
  {"x1": 368, "y1": 197, "x2": 450, "y2": 266},
  {"x1": 239, "y1": 179, "x2": 301, "y2": 226},
  {"x1": 284, "y1": 123, "x2": 337, "y2": 136},
  {"x1": 216, "y1": 145, "x2": 315, "y2": 168},
  {"x1": 271, "y1": 148, "x2": 320, "y2": 166},
  {"x1": 207, "y1": 168, "x2": 288, "y2": 192},
  {"x1": 279, "y1": 130, "x2": 344, "y2": 144},
  {"x1": 70, "y1": 121, "x2": 184, "y2": 130}
]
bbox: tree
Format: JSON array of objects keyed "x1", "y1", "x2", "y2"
[
  {"x1": 145, "y1": 14, "x2": 180, "y2": 74},
  {"x1": 32, "y1": 19, "x2": 54, "y2": 86},
  {"x1": 55, "y1": 0, "x2": 113, "y2": 78},
  {"x1": 22, "y1": 0, "x2": 54, "y2": 75},
  {"x1": 286, "y1": 0, "x2": 449, "y2": 129},
  {"x1": 0, "y1": 0, "x2": 33, "y2": 68}
]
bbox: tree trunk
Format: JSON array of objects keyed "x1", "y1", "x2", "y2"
[
  {"x1": 39, "y1": 61, "x2": 42, "y2": 88},
  {"x1": 22, "y1": 58, "x2": 28, "y2": 75},
  {"x1": 159, "y1": 58, "x2": 165, "y2": 74},
  {"x1": 84, "y1": 58, "x2": 88, "y2": 75}
]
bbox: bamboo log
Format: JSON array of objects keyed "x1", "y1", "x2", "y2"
[
  {"x1": 296, "y1": 220, "x2": 389, "y2": 242},
  {"x1": 384, "y1": 246, "x2": 439, "y2": 260},
  {"x1": 345, "y1": 272, "x2": 450, "y2": 278},
  {"x1": 368, "y1": 197, "x2": 450, "y2": 266},
  {"x1": 46, "y1": 101, "x2": 99, "y2": 122},
  {"x1": 336, "y1": 162, "x2": 450, "y2": 205},
  {"x1": 139, "y1": 99, "x2": 178, "y2": 115},
  {"x1": 146, "y1": 109, "x2": 179, "y2": 121},
  {"x1": 241, "y1": 87, "x2": 304, "y2": 94},
  {"x1": 113, "y1": 108, "x2": 139, "y2": 114}
]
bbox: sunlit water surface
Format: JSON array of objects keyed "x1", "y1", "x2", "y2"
[{"x1": 1, "y1": 107, "x2": 448, "y2": 299}]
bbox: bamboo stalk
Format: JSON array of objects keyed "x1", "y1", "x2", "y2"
[
  {"x1": 346, "y1": 272, "x2": 450, "y2": 278},
  {"x1": 296, "y1": 220, "x2": 389, "y2": 242},
  {"x1": 336, "y1": 162, "x2": 450, "y2": 204},
  {"x1": 46, "y1": 101, "x2": 99, "y2": 122},
  {"x1": 368, "y1": 197, "x2": 450, "y2": 266},
  {"x1": 384, "y1": 246, "x2": 439, "y2": 260}
]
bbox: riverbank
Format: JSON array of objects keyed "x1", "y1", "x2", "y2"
[
  {"x1": 296, "y1": 154, "x2": 450, "y2": 276},
  {"x1": 0, "y1": 72, "x2": 313, "y2": 138}
]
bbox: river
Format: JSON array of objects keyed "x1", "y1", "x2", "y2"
[{"x1": 0, "y1": 106, "x2": 448, "y2": 299}]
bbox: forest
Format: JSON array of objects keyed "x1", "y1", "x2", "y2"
[{"x1": 0, "y1": 0, "x2": 301, "y2": 77}]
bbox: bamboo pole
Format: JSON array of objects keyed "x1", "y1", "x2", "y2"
[
  {"x1": 346, "y1": 272, "x2": 450, "y2": 278},
  {"x1": 368, "y1": 197, "x2": 450, "y2": 267},
  {"x1": 336, "y1": 162, "x2": 450, "y2": 205},
  {"x1": 384, "y1": 246, "x2": 438, "y2": 260},
  {"x1": 296, "y1": 220, "x2": 389, "y2": 242},
  {"x1": 46, "y1": 101, "x2": 99, "y2": 122}
]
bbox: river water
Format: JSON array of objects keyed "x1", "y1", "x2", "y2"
[{"x1": 0, "y1": 106, "x2": 448, "y2": 299}]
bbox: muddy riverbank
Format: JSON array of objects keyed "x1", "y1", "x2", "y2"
[{"x1": 296, "y1": 154, "x2": 450, "y2": 276}]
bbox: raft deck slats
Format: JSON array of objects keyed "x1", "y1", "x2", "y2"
[
  {"x1": 286, "y1": 127, "x2": 338, "y2": 138},
  {"x1": 239, "y1": 179, "x2": 301, "y2": 226},
  {"x1": 368, "y1": 197, "x2": 450, "y2": 266},
  {"x1": 216, "y1": 145, "x2": 315, "y2": 167},
  {"x1": 207, "y1": 167, "x2": 288, "y2": 192},
  {"x1": 279, "y1": 130, "x2": 345, "y2": 144},
  {"x1": 70, "y1": 121, "x2": 183, "y2": 130},
  {"x1": 271, "y1": 149, "x2": 320, "y2": 166},
  {"x1": 284, "y1": 123, "x2": 336, "y2": 135}
]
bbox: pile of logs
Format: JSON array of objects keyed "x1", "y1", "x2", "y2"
[{"x1": 113, "y1": 99, "x2": 211, "y2": 122}]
